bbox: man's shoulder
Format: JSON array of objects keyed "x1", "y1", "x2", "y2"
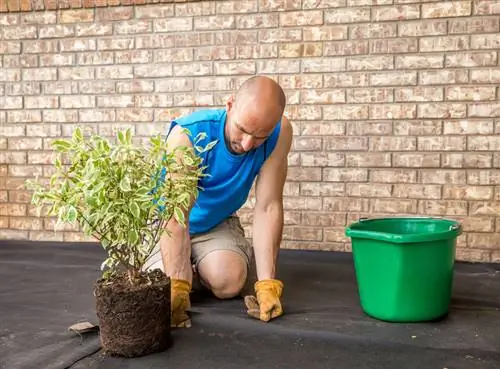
[{"x1": 174, "y1": 108, "x2": 225, "y2": 127}]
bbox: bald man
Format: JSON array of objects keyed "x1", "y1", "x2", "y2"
[{"x1": 144, "y1": 76, "x2": 292, "y2": 328}]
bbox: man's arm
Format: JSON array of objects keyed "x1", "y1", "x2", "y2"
[
  {"x1": 252, "y1": 116, "x2": 293, "y2": 280},
  {"x1": 159, "y1": 124, "x2": 195, "y2": 282}
]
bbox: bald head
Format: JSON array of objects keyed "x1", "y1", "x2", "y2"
[
  {"x1": 234, "y1": 76, "x2": 286, "y2": 114},
  {"x1": 224, "y1": 76, "x2": 287, "y2": 154}
]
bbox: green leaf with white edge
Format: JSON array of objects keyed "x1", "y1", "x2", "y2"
[
  {"x1": 128, "y1": 229, "x2": 139, "y2": 245},
  {"x1": 130, "y1": 201, "x2": 140, "y2": 219},
  {"x1": 173, "y1": 206, "x2": 185, "y2": 226},
  {"x1": 119, "y1": 176, "x2": 131, "y2": 192},
  {"x1": 51, "y1": 140, "x2": 72, "y2": 152},
  {"x1": 67, "y1": 205, "x2": 77, "y2": 223},
  {"x1": 73, "y1": 127, "x2": 83, "y2": 143},
  {"x1": 117, "y1": 130, "x2": 126, "y2": 145},
  {"x1": 125, "y1": 128, "x2": 132, "y2": 145}
]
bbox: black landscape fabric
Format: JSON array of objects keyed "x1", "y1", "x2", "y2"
[{"x1": 1, "y1": 240, "x2": 500, "y2": 369}]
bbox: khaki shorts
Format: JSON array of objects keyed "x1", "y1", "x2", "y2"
[{"x1": 143, "y1": 216, "x2": 257, "y2": 294}]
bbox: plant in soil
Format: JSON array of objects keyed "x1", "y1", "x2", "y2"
[{"x1": 26, "y1": 127, "x2": 212, "y2": 357}]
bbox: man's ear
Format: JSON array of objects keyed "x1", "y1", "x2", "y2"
[{"x1": 226, "y1": 95, "x2": 234, "y2": 111}]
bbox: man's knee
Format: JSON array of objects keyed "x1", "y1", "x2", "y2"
[{"x1": 196, "y1": 250, "x2": 248, "y2": 299}]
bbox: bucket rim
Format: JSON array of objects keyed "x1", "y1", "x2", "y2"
[{"x1": 345, "y1": 216, "x2": 463, "y2": 244}]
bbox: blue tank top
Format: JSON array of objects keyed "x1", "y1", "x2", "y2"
[{"x1": 165, "y1": 108, "x2": 281, "y2": 235}]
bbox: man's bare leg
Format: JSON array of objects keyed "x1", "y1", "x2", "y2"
[{"x1": 196, "y1": 250, "x2": 248, "y2": 299}]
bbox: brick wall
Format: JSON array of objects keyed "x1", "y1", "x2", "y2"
[{"x1": 0, "y1": 0, "x2": 499, "y2": 262}]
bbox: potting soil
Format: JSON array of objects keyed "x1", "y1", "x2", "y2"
[{"x1": 1, "y1": 240, "x2": 499, "y2": 369}]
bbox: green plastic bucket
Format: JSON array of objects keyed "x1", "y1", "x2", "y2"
[{"x1": 345, "y1": 216, "x2": 462, "y2": 322}]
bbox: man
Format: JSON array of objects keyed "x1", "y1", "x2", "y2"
[{"x1": 144, "y1": 76, "x2": 293, "y2": 328}]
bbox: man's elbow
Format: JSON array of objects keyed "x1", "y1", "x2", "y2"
[{"x1": 255, "y1": 199, "x2": 283, "y2": 215}]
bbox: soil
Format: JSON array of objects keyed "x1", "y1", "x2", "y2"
[{"x1": 94, "y1": 269, "x2": 171, "y2": 358}]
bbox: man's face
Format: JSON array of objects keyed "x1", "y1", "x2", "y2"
[{"x1": 225, "y1": 99, "x2": 276, "y2": 155}]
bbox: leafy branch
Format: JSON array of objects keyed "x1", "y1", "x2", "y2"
[{"x1": 26, "y1": 127, "x2": 212, "y2": 286}]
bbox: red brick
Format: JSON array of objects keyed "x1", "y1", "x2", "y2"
[
  {"x1": 257, "y1": 60, "x2": 300, "y2": 74},
  {"x1": 399, "y1": 20, "x2": 447, "y2": 37},
  {"x1": 323, "y1": 168, "x2": 368, "y2": 182},
  {"x1": 420, "y1": 169, "x2": 466, "y2": 184},
  {"x1": 217, "y1": 0, "x2": 258, "y2": 15},
  {"x1": 324, "y1": 137, "x2": 368, "y2": 151},
  {"x1": 258, "y1": 0, "x2": 301, "y2": 12},
  {"x1": 350, "y1": 23, "x2": 396, "y2": 39},
  {"x1": 420, "y1": 36, "x2": 469, "y2": 52},
  {"x1": 346, "y1": 153, "x2": 391, "y2": 167},
  {"x1": 467, "y1": 170, "x2": 500, "y2": 185},
  {"x1": 370, "y1": 136, "x2": 417, "y2": 151},
  {"x1": 301, "y1": 89, "x2": 344, "y2": 104},
  {"x1": 468, "y1": 103, "x2": 500, "y2": 118},
  {"x1": 442, "y1": 153, "x2": 492, "y2": 169},
  {"x1": 422, "y1": 1, "x2": 471, "y2": 18},
  {"x1": 347, "y1": 183, "x2": 392, "y2": 197},
  {"x1": 323, "y1": 105, "x2": 368, "y2": 120},
  {"x1": 347, "y1": 55, "x2": 393, "y2": 71},
  {"x1": 115, "y1": 20, "x2": 152, "y2": 34},
  {"x1": 347, "y1": 88, "x2": 393, "y2": 103},
  {"x1": 370, "y1": 104, "x2": 416, "y2": 119},
  {"x1": 418, "y1": 103, "x2": 467, "y2": 118},
  {"x1": 323, "y1": 40, "x2": 368, "y2": 56},
  {"x1": 371, "y1": 198, "x2": 417, "y2": 214},
  {"x1": 324, "y1": 72, "x2": 369, "y2": 87},
  {"x1": 301, "y1": 122, "x2": 345, "y2": 135},
  {"x1": 280, "y1": 75, "x2": 323, "y2": 89},
  {"x1": 471, "y1": 34, "x2": 500, "y2": 50},
  {"x1": 443, "y1": 120, "x2": 494, "y2": 134},
  {"x1": 468, "y1": 234, "x2": 500, "y2": 249},
  {"x1": 280, "y1": 10, "x2": 323, "y2": 27},
  {"x1": 445, "y1": 52, "x2": 497, "y2": 67},
  {"x1": 303, "y1": 0, "x2": 345, "y2": 8},
  {"x1": 474, "y1": 1, "x2": 500, "y2": 15},
  {"x1": 324, "y1": 197, "x2": 370, "y2": 212},
  {"x1": 370, "y1": 38, "x2": 418, "y2": 54},
  {"x1": 27, "y1": 124, "x2": 61, "y2": 137},
  {"x1": 279, "y1": 43, "x2": 322, "y2": 58},
  {"x1": 449, "y1": 17, "x2": 499, "y2": 34},
  {"x1": 372, "y1": 5, "x2": 420, "y2": 21},
  {"x1": 443, "y1": 185, "x2": 493, "y2": 200},
  {"x1": 293, "y1": 137, "x2": 322, "y2": 151},
  {"x1": 283, "y1": 197, "x2": 323, "y2": 211},
  {"x1": 288, "y1": 167, "x2": 322, "y2": 181},
  {"x1": 60, "y1": 9, "x2": 94, "y2": 23},
  {"x1": 470, "y1": 68, "x2": 500, "y2": 83},
  {"x1": 418, "y1": 136, "x2": 466, "y2": 151},
  {"x1": 135, "y1": 4, "x2": 174, "y2": 18},
  {"x1": 258, "y1": 28, "x2": 301, "y2": 43},
  {"x1": 370, "y1": 71, "x2": 417, "y2": 86},
  {"x1": 76, "y1": 23, "x2": 113, "y2": 36},
  {"x1": 236, "y1": 13, "x2": 278, "y2": 29},
  {"x1": 395, "y1": 87, "x2": 443, "y2": 102},
  {"x1": 300, "y1": 183, "x2": 345, "y2": 197},
  {"x1": 393, "y1": 153, "x2": 441, "y2": 168},
  {"x1": 395, "y1": 54, "x2": 444, "y2": 69},
  {"x1": 393, "y1": 184, "x2": 441, "y2": 199},
  {"x1": 419, "y1": 200, "x2": 468, "y2": 216},
  {"x1": 303, "y1": 26, "x2": 347, "y2": 41},
  {"x1": 419, "y1": 70, "x2": 468, "y2": 85},
  {"x1": 325, "y1": 7, "x2": 370, "y2": 23},
  {"x1": 470, "y1": 201, "x2": 500, "y2": 216}
]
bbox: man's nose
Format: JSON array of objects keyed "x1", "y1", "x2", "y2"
[{"x1": 241, "y1": 135, "x2": 254, "y2": 151}]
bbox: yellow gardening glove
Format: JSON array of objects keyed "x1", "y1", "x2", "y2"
[
  {"x1": 244, "y1": 279, "x2": 284, "y2": 322},
  {"x1": 171, "y1": 279, "x2": 192, "y2": 328}
]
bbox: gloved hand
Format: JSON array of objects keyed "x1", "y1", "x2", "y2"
[
  {"x1": 244, "y1": 279, "x2": 284, "y2": 322},
  {"x1": 171, "y1": 278, "x2": 192, "y2": 328}
]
